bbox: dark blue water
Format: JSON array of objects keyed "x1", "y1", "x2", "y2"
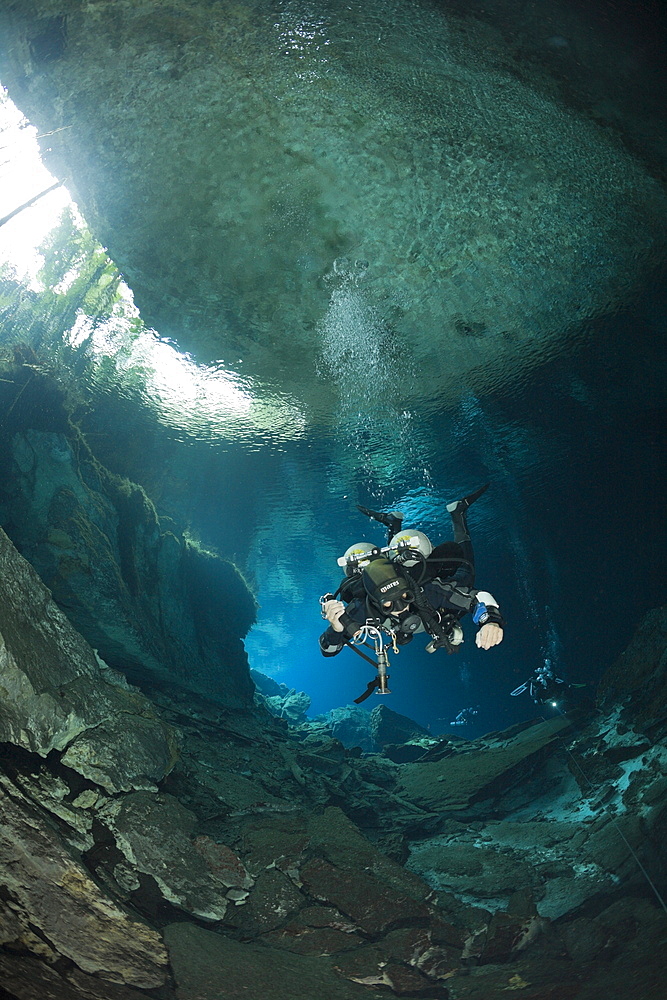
[
  {"x1": 79, "y1": 276, "x2": 662, "y2": 736},
  {"x1": 238, "y1": 281, "x2": 667, "y2": 734}
]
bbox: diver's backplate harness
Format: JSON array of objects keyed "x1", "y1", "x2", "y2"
[{"x1": 320, "y1": 536, "x2": 465, "y2": 702}]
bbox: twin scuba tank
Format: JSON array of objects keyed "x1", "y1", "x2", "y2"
[{"x1": 337, "y1": 532, "x2": 464, "y2": 651}]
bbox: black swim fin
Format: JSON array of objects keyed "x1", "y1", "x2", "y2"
[
  {"x1": 356, "y1": 505, "x2": 404, "y2": 530},
  {"x1": 446, "y1": 482, "x2": 490, "y2": 514}
]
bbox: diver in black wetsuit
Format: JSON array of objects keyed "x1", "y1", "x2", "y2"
[
  {"x1": 511, "y1": 664, "x2": 585, "y2": 708},
  {"x1": 319, "y1": 484, "x2": 505, "y2": 658},
  {"x1": 449, "y1": 706, "x2": 480, "y2": 726}
]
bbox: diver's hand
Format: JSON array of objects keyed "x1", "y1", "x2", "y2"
[
  {"x1": 476, "y1": 623, "x2": 504, "y2": 649},
  {"x1": 323, "y1": 600, "x2": 347, "y2": 632}
]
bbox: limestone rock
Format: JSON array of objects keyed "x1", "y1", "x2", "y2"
[
  {"x1": 1, "y1": 0, "x2": 664, "y2": 422},
  {"x1": 369, "y1": 703, "x2": 432, "y2": 747},
  {"x1": 0, "y1": 382, "x2": 256, "y2": 707},
  {"x1": 252, "y1": 669, "x2": 312, "y2": 723},
  {"x1": 397, "y1": 716, "x2": 572, "y2": 812},
  {"x1": 308, "y1": 806, "x2": 432, "y2": 903},
  {"x1": 99, "y1": 791, "x2": 252, "y2": 921},
  {"x1": 225, "y1": 867, "x2": 304, "y2": 933},
  {"x1": 163, "y1": 920, "x2": 388, "y2": 1000},
  {"x1": 560, "y1": 916, "x2": 610, "y2": 963},
  {"x1": 6, "y1": 767, "x2": 96, "y2": 851},
  {"x1": 1, "y1": 488, "x2": 666, "y2": 1000},
  {"x1": 0, "y1": 782, "x2": 168, "y2": 988},
  {"x1": 61, "y1": 713, "x2": 180, "y2": 793},
  {"x1": 407, "y1": 840, "x2": 540, "y2": 902},
  {"x1": 266, "y1": 689, "x2": 312, "y2": 723},
  {"x1": 323, "y1": 704, "x2": 375, "y2": 752},
  {"x1": 597, "y1": 605, "x2": 667, "y2": 735},
  {"x1": 235, "y1": 814, "x2": 312, "y2": 873},
  {"x1": 265, "y1": 922, "x2": 362, "y2": 956},
  {"x1": 299, "y1": 857, "x2": 431, "y2": 936},
  {"x1": 0, "y1": 522, "x2": 183, "y2": 802},
  {"x1": 0, "y1": 951, "x2": 151, "y2": 1000},
  {"x1": 403, "y1": 699, "x2": 667, "y2": 922},
  {"x1": 0, "y1": 522, "x2": 122, "y2": 754},
  {"x1": 262, "y1": 903, "x2": 361, "y2": 954}
]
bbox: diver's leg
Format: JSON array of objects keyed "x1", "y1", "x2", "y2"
[
  {"x1": 445, "y1": 483, "x2": 489, "y2": 543},
  {"x1": 447, "y1": 503, "x2": 471, "y2": 544},
  {"x1": 356, "y1": 505, "x2": 403, "y2": 542},
  {"x1": 445, "y1": 483, "x2": 489, "y2": 581},
  {"x1": 385, "y1": 513, "x2": 404, "y2": 543}
]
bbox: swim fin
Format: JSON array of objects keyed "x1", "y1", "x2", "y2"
[
  {"x1": 356, "y1": 505, "x2": 404, "y2": 530},
  {"x1": 446, "y1": 482, "x2": 490, "y2": 514}
]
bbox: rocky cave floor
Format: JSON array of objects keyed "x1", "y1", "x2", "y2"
[{"x1": 1, "y1": 514, "x2": 667, "y2": 1000}]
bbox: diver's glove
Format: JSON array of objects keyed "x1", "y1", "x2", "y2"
[
  {"x1": 322, "y1": 598, "x2": 346, "y2": 631},
  {"x1": 472, "y1": 592, "x2": 504, "y2": 650}
]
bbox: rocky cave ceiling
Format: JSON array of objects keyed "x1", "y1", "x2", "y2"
[{"x1": 0, "y1": 0, "x2": 666, "y2": 421}]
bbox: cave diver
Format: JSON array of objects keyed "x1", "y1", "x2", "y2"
[
  {"x1": 510, "y1": 663, "x2": 583, "y2": 709},
  {"x1": 449, "y1": 706, "x2": 480, "y2": 726},
  {"x1": 319, "y1": 483, "x2": 505, "y2": 701}
]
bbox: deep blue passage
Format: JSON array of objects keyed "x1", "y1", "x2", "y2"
[{"x1": 240, "y1": 279, "x2": 666, "y2": 732}]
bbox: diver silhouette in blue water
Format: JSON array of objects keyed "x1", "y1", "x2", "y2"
[
  {"x1": 319, "y1": 484, "x2": 504, "y2": 700},
  {"x1": 449, "y1": 706, "x2": 480, "y2": 726},
  {"x1": 511, "y1": 664, "x2": 585, "y2": 710}
]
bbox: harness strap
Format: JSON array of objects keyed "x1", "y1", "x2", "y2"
[
  {"x1": 343, "y1": 638, "x2": 379, "y2": 668},
  {"x1": 354, "y1": 676, "x2": 384, "y2": 704}
]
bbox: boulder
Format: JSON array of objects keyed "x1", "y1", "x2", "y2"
[
  {"x1": 299, "y1": 856, "x2": 431, "y2": 936},
  {"x1": 0, "y1": 780, "x2": 168, "y2": 988},
  {"x1": 98, "y1": 791, "x2": 252, "y2": 922},
  {"x1": 224, "y1": 867, "x2": 303, "y2": 933},
  {"x1": 163, "y1": 921, "x2": 391, "y2": 1000},
  {"x1": 324, "y1": 704, "x2": 375, "y2": 752},
  {"x1": 369, "y1": 704, "x2": 432, "y2": 747},
  {"x1": 266, "y1": 688, "x2": 312, "y2": 723},
  {"x1": 307, "y1": 806, "x2": 432, "y2": 903},
  {"x1": 398, "y1": 716, "x2": 572, "y2": 812},
  {"x1": 61, "y1": 712, "x2": 179, "y2": 793}
]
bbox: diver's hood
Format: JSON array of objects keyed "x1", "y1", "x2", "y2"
[{"x1": 362, "y1": 557, "x2": 413, "y2": 613}]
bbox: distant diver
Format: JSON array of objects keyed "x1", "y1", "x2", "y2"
[
  {"x1": 319, "y1": 484, "x2": 505, "y2": 701},
  {"x1": 449, "y1": 706, "x2": 480, "y2": 726},
  {"x1": 510, "y1": 664, "x2": 584, "y2": 709}
]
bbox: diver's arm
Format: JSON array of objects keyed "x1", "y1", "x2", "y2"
[
  {"x1": 476, "y1": 623, "x2": 503, "y2": 648},
  {"x1": 319, "y1": 599, "x2": 364, "y2": 657},
  {"x1": 319, "y1": 629, "x2": 346, "y2": 656},
  {"x1": 472, "y1": 591, "x2": 505, "y2": 649}
]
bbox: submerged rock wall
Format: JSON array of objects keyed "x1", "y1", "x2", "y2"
[
  {"x1": 1, "y1": 514, "x2": 666, "y2": 999},
  {"x1": 0, "y1": 359, "x2": 256, "y2": 706}
]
